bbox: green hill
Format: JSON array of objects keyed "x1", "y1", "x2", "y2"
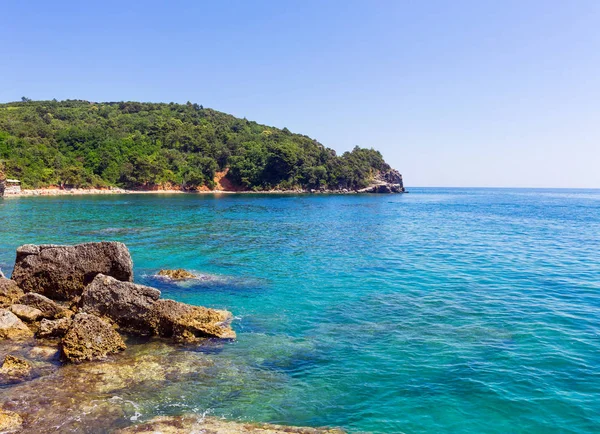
[{"x1": 0, "y1": 99, "x2": 398, "y2": 191}]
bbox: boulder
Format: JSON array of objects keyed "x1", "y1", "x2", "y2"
[
  {"x1": 61, "y1": 313, "x2": 126, "y2": 363},
  {"x1": 0, "y1": 354, "x2": 32, "y2": 382},
  {"x1": 0, "y1": 409, "x2": 23, "y2": 433},
  {"x1": 0, "y1": 278, "x2": 24, "y2": 308},
  {"x1": 148, "y1": 299, "x2": 235, "y2": 342},
  {"x1": 37, "y1": 317, "x2": 73, "y2": 339},
  {"x1": 18, "y1": 292, "x2": 71, "y2": 319},
  {"x1": 11, "y1": 242, "x2": 134, "y2": 301},
  {"x1": 0, "y1": 309, "x2": 33, "y2": 340},
  {"x1": 10, "y1": 304, "x2": 43, "y2": 322},
  {"x1": 157, "y1": 269, "x2": 196, "y2": 280},
  {"x1": 80, "y1": 274, "x2": 160, "y2": 334}
]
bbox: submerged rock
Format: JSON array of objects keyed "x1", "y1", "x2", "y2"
[
  {"x1": 0, "y1": 278, "x2": 24, "y2": 308},
  {"x1": 0, "y1": 355, "x2": 32, "y2": 382},
  {"x1": 157, "y1": 269, "x2": 196, "y2": 280},
  {"x1": 11, "y1": 242, "x2": 134, "y2": 301},
  {"x1": 37, "y1": 317, "x2": 72, "y2": 339},
  {"x1": 116, "y1": 415, "x2": 345, "y2": 434},
  {"x1": 18, "y1": 292, "x2": 71, "y2": 319},
  {"x1": 0, "y1": 310, "x2": 33, "y2": 340},
  {"x1": 0, "y1": 409, "x2": 23, "y2": 433},
  {"x1": 61, "y1": 313, "x2": 126, "y2": 363},
  {"x1": 80, "y1": 274, "x2": 160, "y2": 334},
  {"x1": 148, "y1": 299, "x2": 236, "y2": 342}
]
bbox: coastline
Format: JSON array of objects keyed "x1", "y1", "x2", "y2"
[{"x1": 4, "y1": 185, "x2": 405, "y2": 197}]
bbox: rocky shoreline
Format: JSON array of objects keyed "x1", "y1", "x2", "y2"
[{"x1": 0, "y1": 242, "x2": 344, "y2": 433}]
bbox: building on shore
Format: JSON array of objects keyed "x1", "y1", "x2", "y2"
[{"x1": 1, "y1": 179, "x2": 21, "y2": 196}]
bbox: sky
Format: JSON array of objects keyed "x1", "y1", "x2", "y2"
[{"x1": 1, "y1": 0, "x2": 599, "y2": 188}]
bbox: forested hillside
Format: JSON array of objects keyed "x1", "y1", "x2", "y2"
[{"x1": 0, "y1": 99, "x2": 396, "y2": 190}]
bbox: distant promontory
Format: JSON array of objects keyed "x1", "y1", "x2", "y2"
[{"x1": 0, "y1": 100, "x2": 403, "y2": 193}]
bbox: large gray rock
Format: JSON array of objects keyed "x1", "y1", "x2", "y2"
[
  {"x1": 0, "y1": 278, "x2": 24, "y2": 308},
  {"x1": 80, "y1": 274, "x2": 160, "y2": 334},
  {"x1": 11, "y1": 242, "x2": 133, "y2": 301},
  {"x1": 61, "y1": 313, "x2": 126, "y2": 363},
  {"x1": 0, "y1": 309, "x2": 33, "y2": 340},
  {"x1": 148, "y1": 299, "x2": 236, "y2": 342},
  {"x1": 37, "y1": 317, "x2": 73, "y2": 339}
]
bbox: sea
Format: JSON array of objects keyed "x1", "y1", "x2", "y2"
[{"x1": 0, "y1": 188, "x2": 598, "y2": 433}]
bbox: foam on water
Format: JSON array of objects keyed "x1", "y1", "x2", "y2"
[{"x1": 0, "y1": 188, "x2": 599, "y2": 433}]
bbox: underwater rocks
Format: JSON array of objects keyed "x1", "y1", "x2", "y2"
[
  {"x1": 81, "y1": 274, "x2": 161, "y2": 335},
  {"x1": 157, "y1": 269, "x2": 197, "y2": 280},
  {"x1": 116, "y1": 415, "x2": 346, "y2": 434},
  {"x1": 0, "y1": 355, "x2": 32, "y2": 382},
  {"x1": 0, "y1": 278, "x2": 24, "y2": 308},
  {"x1": 61, "y1": 313, "x2": 126, "y2": 363},
  {"x1": 0, "y1": 310, "x2": 33, "y2": 340},
  {"x1": 0, "y1": 409, "x2": 22, "y2": 432},
  {"x1": 11, "y1": 242, "x2": 134, "y2": 301}
]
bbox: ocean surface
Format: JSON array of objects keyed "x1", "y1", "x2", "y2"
[{"x1": 1, "y1": 188, "x2": 599, "y2": 433}]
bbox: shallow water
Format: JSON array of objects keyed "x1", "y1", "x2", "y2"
[{"x1": 1, "y1": 188, "x2": 599, "y2": 433}]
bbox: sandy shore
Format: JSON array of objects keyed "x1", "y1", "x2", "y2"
[{"x1": 4, "y1": 188, "x2": 311, "y2": 197}]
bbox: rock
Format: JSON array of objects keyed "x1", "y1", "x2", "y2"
[
  {"x1": 0, "y1": 409, "x2": 23, "y2": 433},
  {"x1": 157, "y1": 269, "x2": 196, "y2": 280},
  {"x1": 18, "y1": 293, "x2": 71, "y2": 319},
  {"x1": 11, "y1": 242, "x2": 134, "y2": 301},
  {"x1": 61, "y1": 313, "x2": 126, "y2": 363},
  {"x1": 0, "y1": 278, "x2": 24, "y2": 308},
  {"x1": 0, "y1": 309, "x2": 33, "y2": 340},
  {"x1": 28, "y1": 345, "x2": 61, "y2": 360},
  {"x1": 9, "y1": 304, "x2": 43, "y2": 322},
  {"x1": 0, "y1": 355, "x2": 32, "y2": 382},
  {"x1": 148, "y1": 299, "x2": 235, "y2": 342},
  {"x1": 115, "y1": 415, "x2": 345, "y2": 434},
  {"x1": 80, "y1": 274, "x2": 160, "y2": 334},
  {"x1": 37, "y1": 317, "x2": 73, "y2": 339}
]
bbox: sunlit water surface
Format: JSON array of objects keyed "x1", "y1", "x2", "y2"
[{"x1": 0, "y1": 188, "x2": 599, "y2": 433}]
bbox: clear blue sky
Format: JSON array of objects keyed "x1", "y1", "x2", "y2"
[{"x1": 1, "y1": 0, "x2": 599, "y2": 187}]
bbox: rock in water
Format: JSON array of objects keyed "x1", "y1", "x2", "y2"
[
  {"x1": 37, "y1": 317, "x2": 73, "y2": 339},
  {"x1": 0, "y1": 278, "x2": 24, "y2": 308},
  {"x1": 80, "y1": 274, "x2": 160, "y2": 335},
  {"x1": 18, "y1": 293, "x2": 71, "y2": 319},
  {"x1": 148, "y1": 299, "x2": 236, "y2": 342},
  {"x1": 115, "y1": 415, "x2": 345, "y2": 433},
  {"x1": 9, "y1": 304, "x2": 43, "y2": 322},
  {"x1": 0, "y1": 309, "x2": 33, "y2": 340},
  {"x1": 0, "y1": 409, "x2": 23, "y2": 433},
  {"x1": 157, "y1": 269, "x2": 196, "y2": 280},
  {"x1": 11, "y1": 242, "x2": 134, "y2": 301},
  {"x1": 0, "y1": 354, "x2": 33, "y2": 382},
  {"x1": 61, "y1": 313, "x2": 126, "y2": 363}
]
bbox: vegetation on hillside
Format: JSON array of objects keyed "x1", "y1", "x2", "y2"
[{"x1": 0, "y1": 99, "x2": 393, "y2": 190}]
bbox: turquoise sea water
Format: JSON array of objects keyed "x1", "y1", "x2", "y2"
[{"x1": 1, "y1": 188, "x2": 599, "y2": 433}]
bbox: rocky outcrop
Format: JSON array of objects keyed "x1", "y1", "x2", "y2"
[
  {"x1": 80, "y1": 274, "x2": 160, "y2": 334},
  {"x1": 10, "y1": 304, "x2": 43, "y2": 322},
  {"x1": 116, "y1": 415, "x2": 345, "y2": 434},
  {"x1": 61, "y1": 313, "x2": 126, "y2": 363},
  {"x1": 0, "y1": 309, "x2": 33, "y2": 340},
  {"x1": 18, "y1": 293, "x2": 71, "y2": 319},
  {"x1": 11, "y1": 242, "x2": 134, "y2": 301},
  {"x1": 157, "y1": 269, "x2": 196, "y2": 280},
  {"x1": 0, "y1": 409, "x2": 23, "y2": 433},
  {"x1": 0, "y1": 355, "x2": 33, "y2": 383},
  {"x1": 148, "y1": 299, "x2": 236, "y2": 342},
  {"x1": 37, "y1": 317, "x2": 73, "y2": 339},
  {"x1": 0, "y1": 278, "x2": 24, "y2": 308}
]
